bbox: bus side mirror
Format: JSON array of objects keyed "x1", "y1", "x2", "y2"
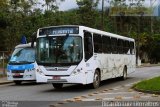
[{"x1": 31, "y1": 32, "x2": 36, "y2": 48}]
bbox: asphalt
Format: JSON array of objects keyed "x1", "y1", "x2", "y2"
[
  {"x1": 0, "y1": 68, "x2": 12, "y2": 85},
  {"x1": 50, "y1": 82, "x2": 160, "y2": 107},
  {"x1": 0, "y1": 64, "x2": 160, "y2": 107},
  {"x1": 49, "y1": 64, "x2": 160, "y2": 107},
  {"x1": 0, "y1": 76, "x2": 12, "y2": 85}
]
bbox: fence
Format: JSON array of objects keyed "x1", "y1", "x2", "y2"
[{"x1": 0, "y1": 51, "x2": 9, "y2": 76}]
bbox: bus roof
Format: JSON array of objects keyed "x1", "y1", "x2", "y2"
[
  {"x1": 15, "y1": 42, "x2": 36, "y2": 49},
  {"x1": 80, "y1": 26, "x2": 135, "y2": 42},
  {"x1": 38, "y1": 25, "x2": 135, "y2": 42}
]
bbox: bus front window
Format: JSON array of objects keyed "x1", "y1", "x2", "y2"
[
  {"x1": 9, "y1": 48, "x2": 35, "y2": 64},
  {"x1": 37, "y1": 36, "x2": 82, "y2": 65}
]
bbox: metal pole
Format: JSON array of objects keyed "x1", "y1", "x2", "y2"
[
  {"x1": 136, "y1": 17, "x2": 140, "y2": 65},
  {"x1": 101, "y1": 0, "x2": 104, "y2": 30},
  {"x1": 136, "y1": 13, "x2": 143, "y2": 65},
  {"x1": 2, "y1": 52, "x2": 5, "y2": 76}
]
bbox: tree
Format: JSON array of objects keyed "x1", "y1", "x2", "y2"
[
  {"x1": 43, "y1": 0, "x2": 65, "y2": 11},
  {"x1": 0, "y1": 0, "x2": 10, "y2": 51},
  {"x1": 76, "y1": 0, "x2": 100, "y2": 28}
]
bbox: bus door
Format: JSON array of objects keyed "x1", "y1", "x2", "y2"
[{"x1": 84, "y1": 31, "x2": 95, "y2": 82}]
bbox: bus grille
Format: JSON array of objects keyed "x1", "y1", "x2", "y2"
[
  {"x1": 13, "y1": 75, "x2": 23, "y2": 78},
  {"x1": 12, "y1": 70, "x2": 25, "y2": 73}
]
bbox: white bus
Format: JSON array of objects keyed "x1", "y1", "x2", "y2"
[
  {"x1": 7, "y1": 43, "x2": 36, "y2": 85},
  {"x1": 35, "y1": 25, "x2": 135, "y2": 89}
]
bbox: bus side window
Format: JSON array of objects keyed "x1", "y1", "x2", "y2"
[
  {"x1": 111, "y1": 37, "x2": 117, "y2": 54},
  {"x1": 124, "y1": 41, "x2": 130, "y2": 54},
  {"x1": 127, "y1": 41, "x2": 130, "y2": 54},
  {"x1": 102, "y1": 36, "x2": 111, "y2": 53},
  {"x1": 84, "y1": 32, "x2": 93, "y2": 61},
  {"x1": 102, "y1": 36, "x2": 107, "y2": 53},
  {"x1": 93, "y1": 34, "x2": 102, "y2": 53},
  {"x1": 117, "y1": 39, "x2": 122, "y2": 54},
  {"x1": 130, "y1": 42, "x2": 135, "y2": 54},
  {"x1": 117, "y1": 39, "x2": 126, "y2": 54}
]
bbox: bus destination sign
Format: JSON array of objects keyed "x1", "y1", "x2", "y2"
[{"x1": 39, "y1": 27, "x2": 79, "y2": 36}]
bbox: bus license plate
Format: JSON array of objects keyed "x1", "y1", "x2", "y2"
[
  {"x1": 53, "y1": 76, "x2": 60, "y2": 80},
  {"x1": 14, "y1": 73, "x2": 20, "y2": 76}
]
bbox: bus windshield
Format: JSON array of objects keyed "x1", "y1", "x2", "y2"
[
  {"x1": 36, "y1": 36, "x2": 82, "y2": 65},
  {"x1": 9, "y1": 48, "x2": 35, "y2": 64}
]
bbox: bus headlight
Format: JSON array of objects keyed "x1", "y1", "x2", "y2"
[
  {"x1": 27, "y1": 68, "x2": 35, "y2": 72},
  {"x1": 71, "y1": 69, "x2": 81, "y2": 75},
  {"x1": 36, "y1": 68, "x2": 44, "y2": 75}
]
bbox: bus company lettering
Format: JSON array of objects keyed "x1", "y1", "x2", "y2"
[{"x1": 52, "y1": 29, "x2": 73, "y2": 35}]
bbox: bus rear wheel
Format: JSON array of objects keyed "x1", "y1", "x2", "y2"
[
  {"x1": 120, "y1": 66, "x2": 127, "y2": 80},
  {"x1": 14, "y1": 81, "x2": 22, "y2": 85},
  {"x1": 90, "y1": 70, "x2": 100, "y2": 89},
  {"x1": 52, "y1": 83, "x2": 63, "y2": 89}
]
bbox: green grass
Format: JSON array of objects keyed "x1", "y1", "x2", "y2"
[{"x1": 133, "y1": 76, "x2": 160, "y2": 92}]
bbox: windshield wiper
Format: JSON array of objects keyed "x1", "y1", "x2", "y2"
[
  {"x1": 10, "y1": 61, "x2": 33, "y2": 63},
  {"x1": 19, "y1": 61, "x2": 34, "y2": 63},
  {"x1": 9, "y1": 61, "x2": 18, "y2": 63}
]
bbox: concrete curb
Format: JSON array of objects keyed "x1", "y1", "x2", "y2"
[
  {"x1": 0, "y1": 81, "x2": 13, "y2": 85},
  {"x1": 133, "y1": 87, "x2": 160, "y2": 95},
  {"x1": 0, "y1": 77, "x2": 13, "y2": 85},
  {"x1": 137, "y1": 64, "x2": 160, "y2": 68}
]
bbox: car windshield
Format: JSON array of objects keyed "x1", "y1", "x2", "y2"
[
  {"x1": 36, "y1": 36, "x2": 83, "y2": 65},
  {"x1": 9, "y1": 47, "x2": 35, "y2": 64}
]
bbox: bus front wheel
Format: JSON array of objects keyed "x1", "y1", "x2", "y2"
[
  {"x1": 52, "y1": 83, "x2": 63, "y2": 89},
  {"x1": 90, "y1": 70, "x2": 100, "y2": 89},
  {"x1": 14, "y1": 81, "x2": 22, "y2": 85}
]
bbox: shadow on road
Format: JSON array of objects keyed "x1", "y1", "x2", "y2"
[
  {"x1": 9, "y1": 82, "x2": 45, "y2": 86},
  {"x1": 41, "y1": 77, "x2": 135, "y2": 93}
]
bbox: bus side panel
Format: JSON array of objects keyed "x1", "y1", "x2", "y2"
[
  {"x1": 85, "y1": 56, "x2": 97, "y2": 84},
  {"x1": 94, "y1": 53, "x2": 113, "y2": 81},
  {"x1": 128, "y1": 54, "x2": 136, "y2": 74},
  {"x1": 108, "y1": 54, "x2": 125, "y2": 79},
  {"x1": 93, "y1": 53, "x2": 135, "y2": 81}
]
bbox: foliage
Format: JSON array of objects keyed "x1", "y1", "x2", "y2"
[
  {"x1": 43, "y1": 0, "x2": 65, "y2": 11},
  {"x1": 0, "y1": 0, "x2": 160, "y2": 62},
  {"x1": 110, "y1": 0, "x2": 150, "y2": 16},
  {"x1": 76, "y1": 0, "x2": 100, "y2": 27}
]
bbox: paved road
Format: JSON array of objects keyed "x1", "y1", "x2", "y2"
[{"x1": 0, "y1": 66, "x2": 160, "y2": 107}]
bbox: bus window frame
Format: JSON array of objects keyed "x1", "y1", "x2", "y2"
[{"x1": 84, "y1": 31, "x2": 93, "y2": 61}]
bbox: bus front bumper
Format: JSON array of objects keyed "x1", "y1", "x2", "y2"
[
  {"x1": 7, "y1": 72, "x2": 36, "y2": 81},
  {"x1": 36, "y1": 72, "x2": 87, "y2": 84}
]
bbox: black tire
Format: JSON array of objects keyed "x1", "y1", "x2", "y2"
[
  {"x1": 120, "y1": 66, "x2": 127, "y2": 80},
  {"x1": 52, "y1": 83, "x2": 63, "y2": 89},
  {"x1": 14, "y1": 81, "x2": 22, "y2": 85},
  {"x1": 90, "y1": 70, "x2": 100, "y2": 89}
]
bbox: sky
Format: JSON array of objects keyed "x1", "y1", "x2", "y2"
[
  {"x1": 58, "y1": 0, "x2": 112, "y2": 11},
  {"x1": 37, "y1": 0, "x2": 78, "y2": 11},
  {"x1": 58, "y1": 0, "x2": 78, "y2": 11},
  {"x1": 58, "y1": 0, "x2": 159, "y2": 11},
  {"x1": 37, "y1": 0, "x2": 159, "y2": 11}
]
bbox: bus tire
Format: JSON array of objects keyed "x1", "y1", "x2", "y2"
[
  {"x1": 120, "y1": 66, "x2": 127, "y2": 80},
  {"x1": 14, "y1": 81, "x2": 22, "y2": 85},
  {"x1": 90, "y1": 70, "x2": 100, "y2": 89},
  {"x1": 52, "y1": 83, "x2": 63, "y2": 89}
]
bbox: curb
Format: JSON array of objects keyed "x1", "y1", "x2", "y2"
[
  {"x1": 137, "y1": 64, "x2": 160, "y2": 68},
  {"x1": 0, "y1": 81, "x2": 13, "y2": 85},
  {"x1": 133, "y1": 87, "x2": 160, "y2": 95}
]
